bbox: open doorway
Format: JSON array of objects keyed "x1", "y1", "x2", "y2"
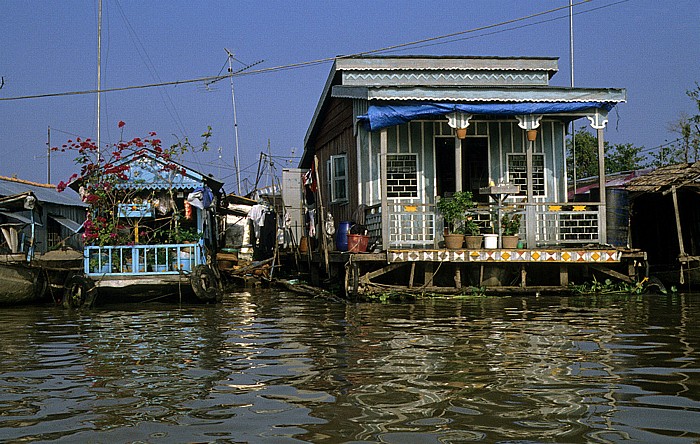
[
  {"x1": 461, "y1": 137, "x2": 489, "y2": 203},
  {"x1": 435, "y1": 136, "x2": 489, "y2": 202}
]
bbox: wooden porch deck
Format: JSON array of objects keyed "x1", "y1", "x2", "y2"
[{"x1": 307, "y1": 247, "x2": 647, "y2": 298}]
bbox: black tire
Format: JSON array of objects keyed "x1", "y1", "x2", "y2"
[
  {"x1": 62, "y1": 274, "x2": 95, "y2": 309},
  {"x1": 190, "y1": 265, "x2": 222, "y2": 303},
  {"x1": 33, "y1": 269, "x2": 48, "y2": 301},
  {"x1": 344, "y1": 261, "x2": 359, "y2": 299}
]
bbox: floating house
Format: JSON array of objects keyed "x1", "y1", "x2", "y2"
[
  {"x1": 63, "y1": 149, "x2": 224, "y2": 306},
  {"x1": 299, "y1": 55, "x2": 643, "y2": 296}
]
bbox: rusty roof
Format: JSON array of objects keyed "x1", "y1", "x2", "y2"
[{"x1": 625, "y1": 162, "x2": 700, "y2": 193}]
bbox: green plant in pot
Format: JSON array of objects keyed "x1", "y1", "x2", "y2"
[
  {"x1": 437, "y1": 191, "x2": 474, "y2": 249},
  {"x1": 501, "y1": 212, "x2": 522, "y2": 248},
  {"x1": 464, "y1": 215, "x2": 482, "y2": 249}
]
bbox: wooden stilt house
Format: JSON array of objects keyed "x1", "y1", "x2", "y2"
[{"x1": 299, "y1": 55, "x2": 643, "y2": 296}]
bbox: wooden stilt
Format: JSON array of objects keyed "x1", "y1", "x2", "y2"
[
  {"x1": 520, "y1": 264, "x2": 527, "y2": 288},
  {"x1": 559, "y1": 264, "x2": 569, "y2": 287},
  {"x1": 409, "y1": 262, "x2": 416, "y2": 289},
  {"x1": 424, "y1": 262, "x2": 434, "y2": 287},
  {"x1": 455, "y1": 265, "x2": 462, "y2": 289}
]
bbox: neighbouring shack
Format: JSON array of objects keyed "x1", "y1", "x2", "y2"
[
  {"x1": 0, "y1": 176, "x2": 86, "y2": 304},
  {"x1": 625, "y1": 162, "x2": 700, "y2": 289}
]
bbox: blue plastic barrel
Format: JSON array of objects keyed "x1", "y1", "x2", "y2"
[{"x1": 336, "y1": 221, "x2": 352, "y2": 251}]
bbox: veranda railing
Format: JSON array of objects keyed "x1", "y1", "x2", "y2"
[{"x1": 365, "y1": 201, "x2": 605, "y2": 249}]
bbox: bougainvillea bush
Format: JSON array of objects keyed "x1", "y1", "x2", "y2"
[{"x1": 55, "y1": 121, "x2": 211, "y2": 246}]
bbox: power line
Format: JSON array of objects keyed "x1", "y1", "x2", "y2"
[{"x1": 0, "y1": 0, "x2": 611, "y2": 103}]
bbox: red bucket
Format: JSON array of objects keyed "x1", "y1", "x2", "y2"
[{"x1": 347, "y1": 234, "x2": 369, "y2": 253}]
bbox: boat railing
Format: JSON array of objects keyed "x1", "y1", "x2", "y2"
[{"x1": 84, "y1": 243, "x2": 202, "y2": 276}]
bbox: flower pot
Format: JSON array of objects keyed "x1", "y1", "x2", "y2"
[
  {"x1": 526, "y1": 129, "x2": 538, "y2": 141},
  {"x1": 465, "y1": 235, "x2": 482, "y2": 249},
  {"x1": 483, "y1": 234, "x2": 498, "y2": 249},
  {"x1": 502, "y1": 235, "x2": 519, "y2": 249},
  {"x1": 456, "y1": 127, "x2": 468, "y2": 139},
  {"x1": 444, "y1": 233, "x2": 464, "y2": 249}
]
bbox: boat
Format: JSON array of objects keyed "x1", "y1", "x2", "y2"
[{"x1": 0, "y1": 192, "x2": 46, "y2": 304}]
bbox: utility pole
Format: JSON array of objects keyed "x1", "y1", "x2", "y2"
[
  {"x1": 47, "y1": 126, "x2": 51, "y2": 184},
  {"x1": 569, "y1": 0, "x2": 577, "y2": 195},
  {"x1": 225, "y1": 48, "x2": 242, "y2": 195}
]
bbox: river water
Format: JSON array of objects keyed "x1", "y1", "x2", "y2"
[{"x1": 1, "y1": 290, "x2": 699, "y2": 443}]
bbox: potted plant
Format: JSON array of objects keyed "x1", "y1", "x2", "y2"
[
  {"x1": 501, "y1": 212, "x2": 522, "y2": 249},
  {"x1": 437, "y1": 191, "x2": 474, "y2": 249},
  {"x1": 464, "y1": 216, "x2": 482, "y2": 249}
]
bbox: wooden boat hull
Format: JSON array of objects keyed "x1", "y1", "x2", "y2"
[
  {"x1": 0, "y1": 261, "x2": 45, "y2": 305},
  {"x1": 63, "y1": 265, "x2": 223, "y2": 307}
]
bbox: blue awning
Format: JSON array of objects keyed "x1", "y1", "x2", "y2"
[{"x1": 358, "y1": 102, "x2": 616, "y2": 131}]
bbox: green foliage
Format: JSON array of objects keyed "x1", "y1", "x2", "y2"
[
  {"x1": 569, "y1": 276, "x2": 648, "y2": 295},
  {"x1": 500, "y1": 212, "x2": 521, "y2": 236},
  {"x1": 436, "y1": 191, "x2": 474, "y2": 233},
  {"x1": 463, "y1": 216, "x2": 481, "y2": 236},
  {"x1": 653, "y1": 83, "x2": 700, "y2": 167},
  {"x1": 566, "y1": 127, "x2": 647, "y2": 181}
]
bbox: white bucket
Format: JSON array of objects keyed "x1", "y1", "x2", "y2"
[{"x1": 483, "y1": 234, "x2": 498, "y2": 249}]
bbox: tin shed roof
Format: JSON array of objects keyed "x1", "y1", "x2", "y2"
[
  {"x1": 625, "y1": 162, "x2": 700, "y2": 193},
  {"x1": 0, "y1": 176, "x2": 86, "y2": 208}
]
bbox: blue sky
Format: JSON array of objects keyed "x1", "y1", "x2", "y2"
[{"x1": 1, "y1": 0, "x2": 698, "y2": 193}]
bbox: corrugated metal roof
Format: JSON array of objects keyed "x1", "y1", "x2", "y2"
[
  {"x1": 335, "y1": 56, "x2": 559, "y2": 75},
  {"x1": 0, "y1": 176, "x2": 86, "y2": 208},
  {"x1": 625, "y1": 162, "x2": 700, "y2": 193}
]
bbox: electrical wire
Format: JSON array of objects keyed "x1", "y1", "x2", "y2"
[{"x1": 0, "y1": 0, "x2": 618, "y2": 102}]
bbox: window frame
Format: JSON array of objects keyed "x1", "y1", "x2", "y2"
[{"x1": 327, "y1": 154, "x2": 349, "y2": 204}]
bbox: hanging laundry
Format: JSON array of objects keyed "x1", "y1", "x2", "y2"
[{"x1": 187, "y1": 186, "x2": 214, "y2": 209}]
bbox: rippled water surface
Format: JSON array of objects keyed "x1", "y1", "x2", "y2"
[{"x1": 1, "y1": 291, "x2": 699, "y2": 443}]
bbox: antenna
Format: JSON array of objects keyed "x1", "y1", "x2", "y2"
[{"x1": 97, "y1": 0, "x2": 102, "y2": 161}]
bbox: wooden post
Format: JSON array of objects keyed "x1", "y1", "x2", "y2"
[
  {"x1": 380, "y1": 129, "x2": 390, "y2": 251},
  {"x1": 525, "y1": 137, "x2": 536, "y2": 248},
  {"x1": 409, "y1": 262, "x2": 416, "y2": 289},
  {"x1": 455, "y1": 136, "x2": 463, "y2": 192},
  {"x1": 455, "y1": 265, "x2": 462, "y2": 289},
  {"x1": 313, "y1": 155, "x2": 330, "y2": 274},
  {"x1": 671, "y1": 185, "x2": 686, "y2": 257},
  {"x1": 597, "y1": 128, "x2": 607, "y2": 244}
]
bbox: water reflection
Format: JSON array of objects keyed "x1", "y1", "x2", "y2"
[{"x1": 0, "y1": 292, "x2": 699, "y2": 442}]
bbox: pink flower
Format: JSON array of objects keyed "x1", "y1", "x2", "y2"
[{"x1": 118, "y1": 121, "x2": 126, "y2": 128}]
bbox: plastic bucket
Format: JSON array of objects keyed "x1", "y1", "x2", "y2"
[
  {"x1": 347, "y1": 234, "x2": 369, "y2": 253},
  {"x1": 336, "y1": 221, "x2": 352, "y2": 251},
  {"x1": 483, "y1": 233, "x2": 498, "y2": 249}
]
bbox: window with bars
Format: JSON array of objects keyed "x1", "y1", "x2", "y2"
[
  {"x1": 386, "y1": 154, "x2": 418, "y2": 199},
  {"x1": 508, "y1": 154, "x2": 545, "y2": 197}
]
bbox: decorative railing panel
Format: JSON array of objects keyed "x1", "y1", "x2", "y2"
[
  {"x1": 365, "y1": 201, "x2": 605, "y2": 249},
  {"x1": 533, "y1": 203, "x2": 602, "y2": 245},
  {"x1": 85, "y1": 243, "x2": 202, "y2": 276}
]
